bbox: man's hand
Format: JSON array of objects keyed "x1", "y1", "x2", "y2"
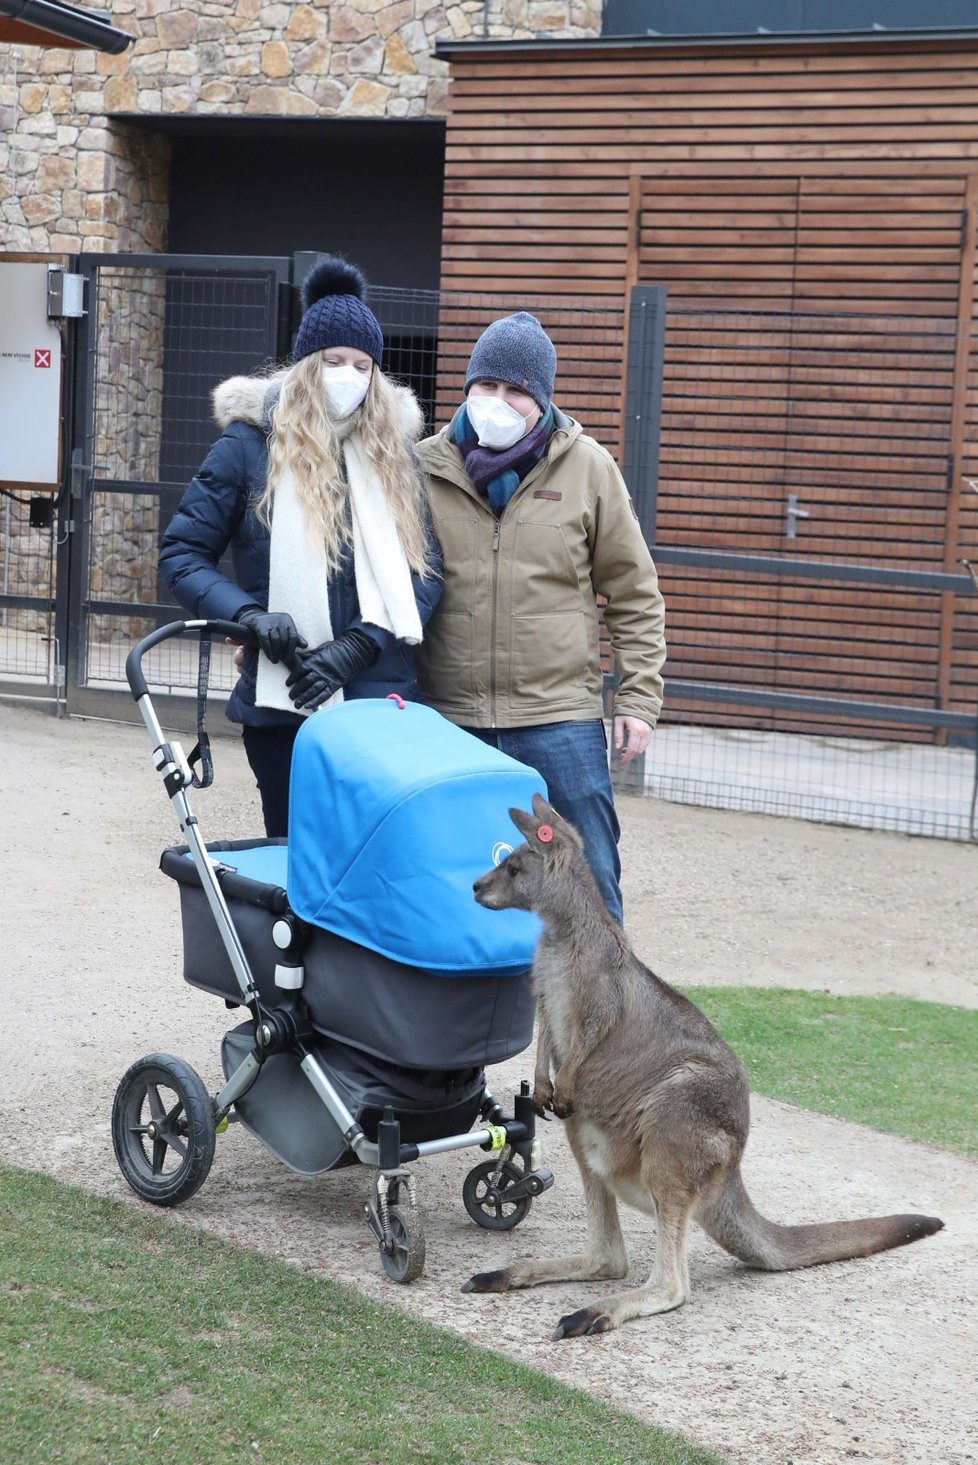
[{"x1": 614, "y1": 715, "x2": 652, "y2": 767}]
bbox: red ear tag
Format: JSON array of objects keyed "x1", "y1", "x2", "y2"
[
  {"x1": 385, "y1": 693, "x2": 406, "y2": 709},
  {"x1": 537, "y1": 825, "x2": 554, "y2": 843}
]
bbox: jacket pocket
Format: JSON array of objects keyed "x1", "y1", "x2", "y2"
[
  {"x1": 418, "y1": 609, "x2": 474, "y2": 708},
  {"x1": 508, "y1": 608, "x2": 589, "y2": 708}
]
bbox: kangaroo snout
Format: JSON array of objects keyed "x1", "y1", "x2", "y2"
[{"x1": 472, "y1": 869, "x2": 504, "y2": 908}]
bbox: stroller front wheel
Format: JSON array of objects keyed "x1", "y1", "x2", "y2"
[
  {"x1": 112, "y1": 1054, "x2": 216, "y2": 1207},
  {"x1": 380, "y1": 1205, "x2": 426, "y2": 1284}
]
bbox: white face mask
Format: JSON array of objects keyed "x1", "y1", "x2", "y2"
[
  {"x1": 322, "y1": 362, "x2": 370, "y2": 418},
  {"x1": 466, "y1": 393, "x2": 529, "y2": 451}
]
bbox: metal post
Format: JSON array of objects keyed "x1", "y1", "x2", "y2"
[
  {"x1": 614, "y1": 284, "x2": 667, "y2": 794},
  {"x1": 621, "y1": 283, "x2": 667, "y2": 548}
]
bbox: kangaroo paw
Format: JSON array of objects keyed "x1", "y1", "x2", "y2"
[
  {"x1": 532, "y1": 1081, "x2": 554, "y2": 1117},
  {"x1": 552, "y1": 1306, "x2": 614, "y2": 1340},
  {"x1": 462, "y1": 1268, "x2": 514, "y2": 1295},
  {"x1": 551, "y1": 1092, "x2": 575, "y2": 1119}
]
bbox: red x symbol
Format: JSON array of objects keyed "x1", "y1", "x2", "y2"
[{"x1": 34, "y1": 349, "x2": 51, "y2": 368}]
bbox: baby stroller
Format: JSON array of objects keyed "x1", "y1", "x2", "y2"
[{"x1": 111, "y1": 619, "x2": 554, "y2": 1283}]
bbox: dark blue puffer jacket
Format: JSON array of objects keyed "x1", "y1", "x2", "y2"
[{"x1": 158, "y1": 372, "x2": 444, "y2": 728}]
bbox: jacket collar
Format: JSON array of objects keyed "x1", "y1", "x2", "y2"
[
  {"x1": 420, "y1": 405, "x2": 582, "y2": 494},
  {"x1": 210, "y1": 368, "x2": 422, "y2": 439},
  {"x1": 211, "y1": 370, "x2": 286, "y2": 432}
]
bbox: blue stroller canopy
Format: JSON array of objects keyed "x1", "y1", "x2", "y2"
[{"x1": 287, "y1": 700, "x2": 546, "y2": 975}]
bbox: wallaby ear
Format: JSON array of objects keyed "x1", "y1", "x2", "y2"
[
  {"x1": 509, "y1": 806, "x2": 539, "y2": 843},
  {"x1": 529, "y1": 790, "x2": 585, "y2": 853},
  {"x1": 531, "y1": 791, "x2": 560, "y2": 823}
]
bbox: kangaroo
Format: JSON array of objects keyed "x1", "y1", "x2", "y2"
[{"x1": 468, "y1": 793, "x2": 943, "y2": 1340}]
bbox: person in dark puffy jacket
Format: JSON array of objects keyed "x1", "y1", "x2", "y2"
[{"x1": 159, "y1": 256, "x2": 443, "y2": 837}]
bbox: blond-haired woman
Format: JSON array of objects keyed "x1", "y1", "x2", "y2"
[{"x1": 159, "y1": 257, "x2": 443, "y2": 836}]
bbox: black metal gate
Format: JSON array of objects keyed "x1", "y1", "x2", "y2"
[
  {"x1": 63, "y1": 252, "x2": 291, "y2": 720},
  {"x1": 57, "y1": 261, "x2": 645, "y2": 725},
  {"x1": 4, "y1": 249, "x2": 973, "y2": 838}
]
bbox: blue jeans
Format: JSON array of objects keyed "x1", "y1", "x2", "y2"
[{"x1": 463, "y1": 720, "x2": 623, "y2": 924}]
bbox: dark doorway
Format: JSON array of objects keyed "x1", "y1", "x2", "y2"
[
  {"x1": 116, "y1": 115, "x2": 447, "y2": 435},
  {"x1": 120, "y1": 115, "x2": 445, "y2": 291}
]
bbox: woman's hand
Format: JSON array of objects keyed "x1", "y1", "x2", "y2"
[
  {"x1": 614, "y1": 715, "x2": 652, "y2": 767},
  {"x1": 285, "y1": 628, "x2": 378, "y2": 711},
  {"x1": 234, "y1": 607, "x2": 306, "y2": 664}
]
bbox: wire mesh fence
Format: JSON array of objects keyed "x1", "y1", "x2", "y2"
[
  {"x1": 367, "y1": 283, "x2": 628, "y2": 451},
  {"x1": 640, "y1": 717, "x2": 978, "y2": 841},
  {"x1": 636, "y1": 305, "x2": 978, "y2": 840},
  {"x1": 2, "y1": 257, "x2": 976, "y2": 841},
  {"x1": 0, "y1": 489, "x2": 58, "y2": 699},
  {"x1": 655, "y1": 307, "x2": 974, "y2": 725},
  {"x1": 81, "y1": 279, "x2": 630, "y2": 698}
]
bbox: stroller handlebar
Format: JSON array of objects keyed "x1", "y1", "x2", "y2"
[{"x1": 126, "y1": 618, "x2": 256, "y2": 701}]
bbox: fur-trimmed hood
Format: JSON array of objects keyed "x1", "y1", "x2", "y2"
[{"x1": 211, "y1": 368, "x2": 424, "y2": 440}]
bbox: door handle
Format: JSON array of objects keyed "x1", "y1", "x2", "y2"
[{"x1": 785, "y1": 493, "x2": 810, "y2": 540}]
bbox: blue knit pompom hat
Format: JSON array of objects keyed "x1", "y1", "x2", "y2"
[
  {"x1": 292, "y1": 255, "x2": 384, "y2": 365},
  {"x1": 463, "y1": 311, "x2": 557, "y2": 412}
]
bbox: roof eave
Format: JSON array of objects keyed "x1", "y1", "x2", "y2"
[
  {"x1": 434, "y1": 26, "x2": 978, "y2": 60},
  {"x1": 0, "y1": 0, "x2": 133, "y2": 53}
]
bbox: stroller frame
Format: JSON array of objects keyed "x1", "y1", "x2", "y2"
[{"x1": 114, "y1": 619, "x2": 553, "y2": 1283}]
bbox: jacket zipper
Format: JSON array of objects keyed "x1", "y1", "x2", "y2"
[{"x1": 490, "y1": 517, "x2": 500, "y2": 725}]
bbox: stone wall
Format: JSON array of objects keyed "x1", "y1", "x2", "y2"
[
  {"x1": 0, "y1": 0, "x2": 600, "y2": 255},
  {"x1": 1, "y1": 40, "x2": 169, "y2": 252}
]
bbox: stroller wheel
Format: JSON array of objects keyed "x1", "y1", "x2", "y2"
[
  {"x1": 112, "y1": 1054, "x2": 216, "y2": 1207},
  {"x1": 463, "y1": 1159, "x2": 531, "y2": 1231},
  {"x1": 380, "y1": 1205, "x2": 426, "y2": 1284}
]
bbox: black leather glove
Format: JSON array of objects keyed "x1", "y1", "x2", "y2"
[
  {"x1": 234, "y1": 606, "x2": 306, "y2": 665},
  {"x1": 285, "y1": 628, "x2": 379, "y2": 711}
]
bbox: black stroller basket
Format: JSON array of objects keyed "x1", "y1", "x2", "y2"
[{"x1": 111, "y1": 619, "x2": 554, "y2": 1283}]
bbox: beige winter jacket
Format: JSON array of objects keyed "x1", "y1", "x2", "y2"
[{"x1": 416, "y1": 409, "x2": 666, "y2": 729}]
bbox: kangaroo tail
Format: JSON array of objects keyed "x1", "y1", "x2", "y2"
[{"x1": 696, "y1": 1166, "x2": 943, "y2": 1272}]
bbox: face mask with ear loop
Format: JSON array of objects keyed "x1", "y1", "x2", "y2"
[
  {"x1": 465, "y1": 393, "x2": 531, "y2": 451},
  {"x1": 322, "y1": 363, "x2": 370, "y2": 418}
]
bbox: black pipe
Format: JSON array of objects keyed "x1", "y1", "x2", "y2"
[{"x1": 0, "y1": 0, "x2": 133, "y2": 53}]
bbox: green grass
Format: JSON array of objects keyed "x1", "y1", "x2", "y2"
[
  {"x1": 0, "y1": 1165, "x2": 726, "y2": 1465},
  {"x1": 681, "y1": 987, "x2": 978, "y2": 1157},
  {"x1": 6, "y1": 993, "x2": 970, "y2": 1464}
]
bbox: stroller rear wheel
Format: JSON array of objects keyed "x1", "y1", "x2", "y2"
[
  {"x1": 381, "y1": 1204, "x2": 426, "y2": 1284},
  {"x1": 112, "y1": 1054, "x2": 216, "y2": 1207}
]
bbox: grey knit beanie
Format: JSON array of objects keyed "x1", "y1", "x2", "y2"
[{"x1": 464, "y1": 311, "x2": 557, "y2": 412}]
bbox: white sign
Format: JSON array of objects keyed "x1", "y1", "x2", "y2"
[{"x1": 0, "y1": 263, "x2": 63, "y2": 488}]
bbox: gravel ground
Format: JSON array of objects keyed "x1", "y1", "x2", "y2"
[{"x1": 2, "y1": 702, "x2": 976, "y2": 1465}]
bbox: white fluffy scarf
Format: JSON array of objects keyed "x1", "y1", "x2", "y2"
[{"x1": 256, "y1": 421, "x2": 423, "y2": 716}]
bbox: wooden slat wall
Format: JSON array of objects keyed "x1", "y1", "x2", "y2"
[
  {"x1": 441, "y1": 38, "x2": 978, "y2": 733},
  {"x1": 646, "y1": 174, "x2": 967, "y2": 726},
  {"x1": 443, "y1": 42, "x2": 978, "y2": 299},
  {"x1": 638, "y1": 174, "x2": 968, "y2": 313},
  {"x1": 654, "y1": 305, "x2": 959, "y2": 724}
]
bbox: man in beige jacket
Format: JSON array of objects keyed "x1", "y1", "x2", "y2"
[{"x1": 417, "y1": 311, "x2": 666, "y2": 923}]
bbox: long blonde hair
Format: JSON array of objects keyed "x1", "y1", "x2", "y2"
[{"x1": 260, "y1": 352, "x2": 431, "y2": 576}]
